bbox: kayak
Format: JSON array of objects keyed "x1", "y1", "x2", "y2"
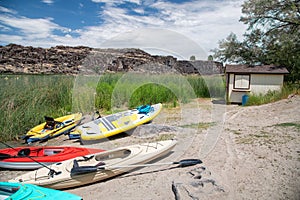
[
  {"x1": 0, "y1": 182, "x2": 82, "y2": 200},
  {"x1": 10, "y1": 140, "x2": 177, "y2": 189},
  {"x1": 24, "y1": 113, "x2": 83, "y2": 143},
  {"x1": 0, "y1": 146, "x2": 104, "y2": 170},
  {"x1": 69, "y1": 104, "x2": 162, "y2": 144}
]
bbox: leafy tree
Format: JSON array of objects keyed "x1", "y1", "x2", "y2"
[
  {"x1": 190, "y1": 55, "x2": 196, "y2": 61},
  {"x1": 212, "y1": 33, "x2": 244, "y2": 63},
  {"x1": 207, "y1": 55, "x2": 214, "y2": 61},
  {"x1": 213, "y1": 0, "x2": 300, "y2": 82}
]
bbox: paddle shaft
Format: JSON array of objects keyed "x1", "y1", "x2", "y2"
[
  {"x1": 99, "y1": 159, "x2": 202, "y2": 170},
  {"x1": 105, "y1": 162, "x2": 177, "y2": 169},
  {"x1": 71, "y1": 159, "x2": 202, "y2": 175},
  {"x1": 0, "y1": 141, "x2": 59, "y2": 173}
]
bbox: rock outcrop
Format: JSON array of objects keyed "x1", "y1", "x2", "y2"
[{"x1": 0, "y1": 44, "x2": 224, "y2": 75}]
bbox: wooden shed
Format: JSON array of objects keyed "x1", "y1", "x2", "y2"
[{"x1": 225, "y1": 64, "x2": 289, "y2": 104}]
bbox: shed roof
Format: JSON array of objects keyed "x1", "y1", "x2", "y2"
[{"x1": 225, "y1": 64, "x2": 289, "y2": 74}]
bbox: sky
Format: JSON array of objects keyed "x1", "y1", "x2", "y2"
[{"x1": 0, "y1": 0, "x2": 247, "y2": 60}]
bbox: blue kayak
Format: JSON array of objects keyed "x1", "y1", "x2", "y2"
[{"x1": 0, "y1": 182, "x2": 82, "y2": 200}]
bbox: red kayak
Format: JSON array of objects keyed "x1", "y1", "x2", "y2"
[{"x1": 0, "y1": 146, "x2": 104, "y2": 169}]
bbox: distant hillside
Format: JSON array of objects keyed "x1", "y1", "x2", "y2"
[{"x1": 0, "y1": 44, "x2": 223, "y2": 75}]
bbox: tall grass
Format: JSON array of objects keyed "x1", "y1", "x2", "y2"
[
  {"x1": 187, "y1": 75, "x2": 225, "y2": 98},
  {"x1": 110, "y1": 73, "x2": 201, "y2": 109},
  {"x1": 0, "y1": 73, "x2": 224, "y2": 141},
  {"x1": 0, "y1": 75, "x2": 74, "y2": 141}
]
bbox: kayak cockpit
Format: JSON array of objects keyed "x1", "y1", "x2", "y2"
[
  {"x1": 94, "y1": 149, "x2": 131, "y2": 162},
  {"x1": 69, "y1": 149, "x2": 132, "y2": 175}
]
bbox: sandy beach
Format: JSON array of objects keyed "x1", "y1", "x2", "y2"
[{"x1": 1, "y1": 96, "x2": 299, "y2": 200}]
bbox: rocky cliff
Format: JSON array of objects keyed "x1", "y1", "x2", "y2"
[{"x1": 0, "y1": 44, "x2": 223, "y2": 75}]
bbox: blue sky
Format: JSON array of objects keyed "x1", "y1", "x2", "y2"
[{"x1": 0, "y1": 0, "x2": 246, "y2": 60}]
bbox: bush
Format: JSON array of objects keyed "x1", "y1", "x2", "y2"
[{"x1": 246, "y1": 84, "x2": 300, "y2": 106}]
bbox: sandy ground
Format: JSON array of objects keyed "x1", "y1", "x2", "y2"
[{"x1": 1, "y1": 96, "x2": 299, "y2": 200}]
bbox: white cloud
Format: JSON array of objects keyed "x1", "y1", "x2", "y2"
[
  {"x1": 0, "y1": 15, "x2": 68, "y2": 39},
  {"x1": 41, "y1": 0, "x2": 54, "y2": 5},
  {"x1": 0, "y1": 6, "x2": 17, "y2": 14},
  {"x1": 89, "y1": 0, "x2": 247, "y2": 58},
  {"x1": 145, "y1": 0, "x2": 247, "y2": 53},
  {"x1": 0, "y1": 0, "x2": 247, "y2": 59},
  {"x1": 133, "y1": 8, "x2": 145, "y2": 15},
  {"x1": 101, "y1": 28, "x2": 207, "y2": 60},
  {"x1": 0, "y1": 34, "x2": 23, "y2": 43},
  {"x1": 91, "y1": 0, "x2": 141, "y2": 5},
  {"x1": 101, "y1": 6, "x2": 164, "y2": 26}
]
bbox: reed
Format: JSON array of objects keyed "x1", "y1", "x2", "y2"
[
  {"x1": 0, "y1": 74, "x2": 224, "y2": 141},
  {"x1": 0, "y1": 75, "x2": 74, "y2": 141}
]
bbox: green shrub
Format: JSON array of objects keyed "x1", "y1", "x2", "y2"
[{"x1": 246, "y1": 84, "x2": 300, "y2": 106}]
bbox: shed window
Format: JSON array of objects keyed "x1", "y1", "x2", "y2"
[{"x1": 234, "y1": 74, "x2": 250, "y2": 89}]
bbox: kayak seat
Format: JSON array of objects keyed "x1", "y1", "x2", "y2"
[
  {"x1": 17, "y1": 148, "x2": 30, "y2": 157},
  {"x1": 44, "y1": 116, "x2": 56, "y2": 130}
]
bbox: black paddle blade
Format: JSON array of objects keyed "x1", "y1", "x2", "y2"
[{"x1": 176, "y1": 159, "x2": 202, "y2": 167}]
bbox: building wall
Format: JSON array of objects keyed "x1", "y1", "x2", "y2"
[
  {"x1": 250, "y1": 74, "x2": 283, "y2": 94},
  {"x1": 227, "y1": 73, "x2": 284, "y2": 103}
]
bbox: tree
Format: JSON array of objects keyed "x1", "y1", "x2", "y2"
[
  {"x1": 212, "y1": 32, "x2": 244, "y2": 63},
  {"x1": 213, "y1": 0, "x2": 300, "y2": 82},
  {"x1": 190, "y1": 55, "x2": 196, "y2": 61}
]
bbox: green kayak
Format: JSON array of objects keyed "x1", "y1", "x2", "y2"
[{"x1": 0, "y1": 182, "x2": 82, "y2": 200}]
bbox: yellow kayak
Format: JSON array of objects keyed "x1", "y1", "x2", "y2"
[
  {"x1": 24, "y1": 113, "x2": 82, "y2": 143},
  {"x1": 70, "y1": 104, "x2": 162, "y2": 144}
]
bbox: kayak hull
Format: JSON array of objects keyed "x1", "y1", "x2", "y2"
[
  {"x1": 0, "y1": 146, "x2": 104, "y2": 169},
  {"x1": 0, "y1": 182, "x2": 82, "y2": 200},
  {"x1": 72, "y1": 104, "x2": 162, "y2": 144},
  {"x1": 10, "y1": 140, "x2": 177, "y2": 189},
  {"x1": 25, "y1": 113, "x2": 83, "y2": 143}
]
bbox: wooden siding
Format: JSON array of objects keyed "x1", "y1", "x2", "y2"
[{"x1": 250, "y1": 74, "x2": 283, "y2": 94}]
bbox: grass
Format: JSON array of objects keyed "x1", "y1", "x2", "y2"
[
  {"x1": 235, "y1": 132, "x2": 272, "y2": 145},
  {"x1": 155, "y1": 133, "x2": 176, "y2": 141},
  {"x1": 0, "y1": 75, "x2": 74, "y2": 141},
  {"x1": 1, "y1": 73, "x2": 297, "y2": 142},
  {"x1": 1, "y1": 73, "x2": 298, "y2": 142},
  {"x1": 180, "y1": 122, "x2": 216, "y2": 130},
  {"x1": 275, "y1": 122, "x2": 300, "y2": 130},
  {"x1": 245, "y1": 84, "x2": 300, "y2": 106},
  {"x1": 0, "y1": 73, "x2": 224, "y2": 141}
]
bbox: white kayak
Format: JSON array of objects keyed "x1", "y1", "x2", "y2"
[
  {"x1": 10, "y1": 140, "x2": 177, "y2": 189},
  {"x1": 70, "y1": 103, "x2": 162, "y2": 144}
]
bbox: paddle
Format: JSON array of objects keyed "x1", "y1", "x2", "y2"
[
  {"x1": 0, "y1": 141, "x2": 61, "y2": 176},
  {"x1": 71, "y1": 159, "x2": 202, "y2": 176}
]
